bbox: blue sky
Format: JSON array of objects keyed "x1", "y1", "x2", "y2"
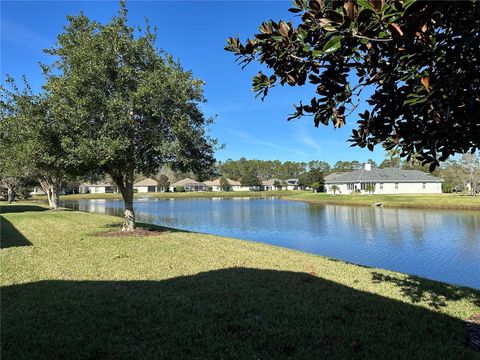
[{"x1": 1, "y1": 0, "x2": 386, "y2": 165}]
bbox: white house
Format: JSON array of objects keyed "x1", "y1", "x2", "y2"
[
  {"x1": 78, "y1": 182, "x2": 118, "y2": 194},
  {"x1": 324, "y1": 164, "x2": 444, "y2": 194},
  {"x1": 285, "y1": 178, "x2": 300, "y2": 190},
  {"x1": 169, "y1": 178, "x2": 208, "y2": 192},
  {"x1": 133, "y1": 178, "x2": 163, "y2": 193},
  {"x1": 262, "y1": 179, "x2": 281, "y2": 191},
  {"x1": 204, "y1": 178, "x2": 250, "y2": 192}
]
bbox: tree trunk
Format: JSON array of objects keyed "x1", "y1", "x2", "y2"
[
  {"x1": 122, "y1": 187, "x2": 135, "y2": 231},
  {"x1": 39, "y1": 179, "x2": 53, "y2": 208},
  {"x1": 50, "y1": 185, "x2": 60, "y2": 210},
  {"x1": 7, "y1": 187, "x2": 14, "y2": 203},
  {"x1": 112, "y1": 169, "x2": 136, "y2": 231}
]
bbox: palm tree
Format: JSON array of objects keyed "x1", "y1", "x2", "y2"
[{"x1": 330, "y1": 184, "x2": 340, "y2": 195}]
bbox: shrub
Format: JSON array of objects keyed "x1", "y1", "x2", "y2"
[{"x1": 175, "y1": 185, "x2": 185, "y2": 192}]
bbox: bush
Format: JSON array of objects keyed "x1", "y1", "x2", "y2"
[
  {"x1": 208, "y1": 186, "x2": 213, "y2": 192},
  {"x1": 175, "y1": 185, "x2": 185, "y2": 192}
]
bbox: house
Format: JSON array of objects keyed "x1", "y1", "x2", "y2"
[
  {"x1": 30, "y1": 186, "x2": 46, "y2": 195},
  {"x1": 169, "y1": 178, "x2": 208, "y2": 192},
  {"x1": 78, "y1": 182, "x2": 118, "y2": 194},
  {"x1": 262, "y1": 179, "x2": 282, "y2": 191},
  {"x1": 285, "y1": 179, "x2": 299, "y2": 190},
  {"x1": 204, "y1": 178, "x2": 250, "y2": 192},
  {"x1": 324, "y1": 164, "x2": 444, "y2": 194},
  {"x1": 133, "y1": 178, "x2": 163, "y2": 193}
]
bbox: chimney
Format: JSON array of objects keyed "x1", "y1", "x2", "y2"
[{"x1": 364, "y1": 163, "x2": 372, "y2": 171}]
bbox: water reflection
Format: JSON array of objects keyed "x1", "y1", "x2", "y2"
[{"x1": 62, "y1": 198, "x2": 480, "y2": 288}]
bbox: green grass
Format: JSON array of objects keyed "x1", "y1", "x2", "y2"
[
  {"x1": 283, "y1": 192, "x2": 480, "y2": 210},
  {"x1": 34, "y1": 191, "x2": 480, "y2": 210},
  {"x1": 1, "y1": 203, "x2": 479, "y2": 359}
]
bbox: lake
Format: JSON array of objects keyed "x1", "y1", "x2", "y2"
[{"x1": 61, "y1": 197, "x2": 480, "y2": 289}]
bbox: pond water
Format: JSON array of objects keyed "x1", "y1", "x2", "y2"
[{"x1": 61, "y1": 198, "x2": 480, "y2": 289}]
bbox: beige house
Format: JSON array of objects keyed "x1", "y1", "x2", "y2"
[
  {"x1": 79, "y1": 182, "x2": 118, "y2": 194},
  {"x1": 204, "y1": 178, "x2": 250, "y2": 192},
  {"x1": 325, "y1": 164, "x2": 444, "y2": 194},
  {"x1": 133, "y1": 178, "x2": 163, "y2": 193},
  {"x1": 170, "y1": 178, "x2": 208, "y2": 192},
  {"x1": 262, "y1": 179, "x2": 282, "y2": 191}
]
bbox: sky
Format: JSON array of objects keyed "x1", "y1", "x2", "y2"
[{"x1": 1, "y1": 0, "x2": 387, "y2": 165}]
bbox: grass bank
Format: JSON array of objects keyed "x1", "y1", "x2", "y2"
[
  {"x1": 33, "y1": 190, "x2": 291, "y2": 201},
  {"x1": 1, "y1": 203, "x2": 479, "y2": 359},
  {"x1": 33, "y1": 191, "x2": 480, "y2": 210},
  {"x1": 283, "y1": 192, "x2": 480, "y2": 210}
]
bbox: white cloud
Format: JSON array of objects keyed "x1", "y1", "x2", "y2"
[{"x1": 227, "y1": 129, "x2": 309, "y2": 158}]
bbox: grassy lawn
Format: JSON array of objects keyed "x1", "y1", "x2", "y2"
[
  {"x1": 1, "y1": 203, "x2": 479, "y2": 359},
  {"x1": 284, "y1": 192, "x2": 480, "y2": 210}
]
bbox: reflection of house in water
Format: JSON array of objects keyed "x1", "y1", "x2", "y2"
[{"x1": 321, "y1": 205, "x2": 451, "y2": 247}]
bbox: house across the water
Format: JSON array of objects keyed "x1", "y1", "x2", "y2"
[
  {"x1": 170, "y1": 178, "x2": 209, "y2": 192},
  {"x1": 133, "y1": 178, "x2": 163, "y2": 193},
  {"x1": 204, "y1": 178, "x2": 250, "y2": 192},
  {"x1": 324, "y1": 164, "x2": 444, "y2": 194},
  {"x1": 78, "y1": 182, "x2": 118, "y2": 194},
  {"x1": 262, "y1": 179, "x2": 282, "y2": 191}
]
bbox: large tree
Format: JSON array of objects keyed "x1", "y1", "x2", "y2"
[
  {"x1": 44, "y1": 2, "x2": 215, "y2": 230},
  {"x1": 226, "y1": 0, "x2": 480, "y2": 170}
]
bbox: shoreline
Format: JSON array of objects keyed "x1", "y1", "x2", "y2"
[{"x1": 31, "y1": 191, "x2": 480, "y2": 211}]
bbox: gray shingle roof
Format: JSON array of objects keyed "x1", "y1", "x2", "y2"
[{"x1": 324, "y1": 168, "x2": 444, "y2": 183}]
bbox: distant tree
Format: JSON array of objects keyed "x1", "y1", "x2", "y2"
[
  {"x1": 379, "y1": 149, "x2": 401, "y2": 169},
  {"x1": 333, "y1": 161, "x2": 360, "y2": 172},
  {"x1": 226, "y1": 1, "x2": 480, "y2": 169},
  {"x1": 241, "y1": 171, "x2": 261, "y2": 188},
  {"x1": 298, "y1": 168, "x2": 324, "y2": 189},
  {"x1": 0, "y1": 80, "x2": 74, "y2": 209},
  {"x1": 459, "y1": 153, "x2": 480, "y2": 196},
  {"x1": 330, "y1": 184, "x2": 340, "y2": 195},
  {"x1": 157, "y1": 175, "x2": 170, "y2": 192},
  {"x1": 365, "y1": 184, "x2": 375, "y2": 194},
  {"x1": 308, "y1": 160, "x2": 331, "y2": 173},
  {"x1": 220, "y1": 177, "x2": 231, "y2": 191},
  {"x1": 311, "y1": 181, "x2": 322, "y2": 193},
  {"x1": 439, "y1": 160, "x2": 466, "y2": 193},
  {"x1": 273, "y1": 179, "x2": 282, "y2": 190},
  {"x1": 367, "y1": 159, "x2": 377, "y2": 168},
  {"x1": 43, "y1": 3, "x2": 215, "y2": 230}
]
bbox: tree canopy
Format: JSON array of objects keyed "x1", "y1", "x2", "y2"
[
  {"x1": 226, "y1": 0, "x2": 480, "y2": 170},
  {"x1": 42, "y1": 2, "x2": 215, "y2": 229}
]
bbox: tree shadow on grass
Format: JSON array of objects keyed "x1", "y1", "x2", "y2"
[
  {"x1": 2, "y1": 268, "x2": 478, "y2": 359},
  {"x1": 0, "y1": 204, "x2": 47, "y2": 214},
  {"x1": 0, "y1": 216, "x2": 31, "y2": 249},
  {"x1": 371, "y1": 271, "x2": 480, "y2": 309}
]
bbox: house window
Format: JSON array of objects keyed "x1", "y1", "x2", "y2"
[
  {"x1": 380, "y1": 183, "x2": 383, "y2": 190},
  {"x1": 347, "y1": 183, "x2": 354, "y2": 190},
  {"x1": 360, "y1": 183, "x2": 375, "y2": 191},
  {"x1": 422, "y1": 183, "x2": 426, "y2": 189},
  {"x1": 395, "y1": 183, "x2": 399, "y2": 190}
]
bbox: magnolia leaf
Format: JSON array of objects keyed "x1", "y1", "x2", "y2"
[
  {"x1": 356, "y1": 0, "x2": 376, "y2": 12},
  {"x1": 278, "y1": 21, "x2": 290, "y2": 37},
  {"x1": 389, "y1": 23, "x2": 404, "y2": 36},
  {"x1": 421, "y1": 77, "x2": 430, "y2": 92},
  {"x1": 322, "y1": 35, "x2": 343, "y2": 54}
]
